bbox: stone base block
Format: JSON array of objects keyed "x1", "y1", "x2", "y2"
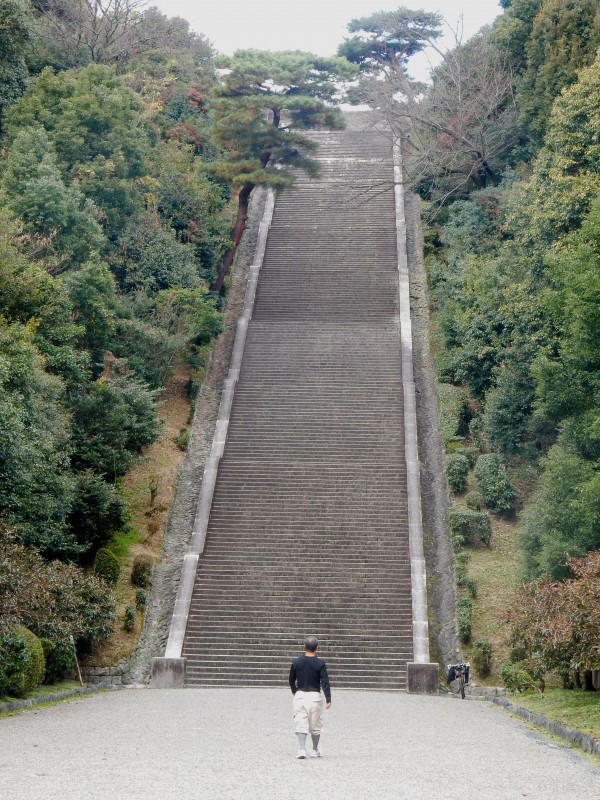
[
  {"x1": 150, "y1": 657, "x2": 186, "y2": 689},
  {"x1": 407, "y1": 662, "x2": 439, "y2": 694}
]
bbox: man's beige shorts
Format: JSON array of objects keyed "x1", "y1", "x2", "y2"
[{"x1": 293, "y1": 691, "x2": 324, "y2": 734}]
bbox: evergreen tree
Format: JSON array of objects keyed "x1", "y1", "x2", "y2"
[
  {"x1": 0, "y1": 0, "x2": 31, "y2": 130},
  {"x1": 517, "y1": 0, "x2": 600, "y2": 149},
  {"x1": 208, "y1": 49, "x2": 355, "y2": 292}
]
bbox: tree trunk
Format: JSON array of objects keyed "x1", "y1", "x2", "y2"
[
  {"x1": 583, "y1": 670, "x2": 596, "y2": 691},
  {"x1": 211, "y1": 182, "x2": 254, "y2": 294},
  {"x1": 210, "y1": 110, "x2": 279, "y2": 294}
]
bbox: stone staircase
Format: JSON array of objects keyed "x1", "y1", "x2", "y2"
[{"x1": 182, "y1": 124, "x2": 415, "y2": 690}]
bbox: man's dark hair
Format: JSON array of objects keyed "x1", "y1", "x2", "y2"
[{"x1": 304, "y1": 635, "x2": 319, "y2": 652}]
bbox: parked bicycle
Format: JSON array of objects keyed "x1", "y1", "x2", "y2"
[{"x1": 446, "y1": 662, "x2": 470, "y2": 699}]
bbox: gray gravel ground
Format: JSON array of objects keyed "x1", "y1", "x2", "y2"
[{"x1": 1, "y1": 688, "x2": 598, "y2": 800}]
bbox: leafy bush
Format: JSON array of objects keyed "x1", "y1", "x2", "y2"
[
  {"x1": 472, "y1": 639, "x2": 493, "y2": 678},
  {"x1": 454, "y1": 446, "x2": 479, "y2": 468},
  {"x1": 465, "y1": 490, "x2": 485, "y2": 511},
  {"x1": 468, "y1": 416, "x2": 487, "y2": 451},
  {"x1": 72, "y1": 373, "x2": 160, "y2": 478},
  {"x1": 457, "y1": 597, "x2": 473, "y2": 644},
  {"x1": 483, "y1": 362, "x2": 535, "y2": 454},
  {"x1": 447, "y1": 454, "x2": 469, "y2": 493},
  {"x1": 173, "y1": 427, "x2": 189, "y2": 451},
  {"x1": 123, "y1": 605, "x2": 136, "y2": 632},
  {"x1": 0, "y1": 625, "x2": 45, "y2": 698},
  {"x1": 438, "y1": 384, "x2": 469, "y2": 447},
  {"x1": 500, "y1": 661, "x2": 537, "y2": 693},
  {"x1": 474, "y1": 453, "x2": 516, "y2": 513},
  {"x1": 449, "y1": 508, "x2": 492, "y2": 548},
  {"x1": 0, "y1": 529, "x2": 116, "y2": 647},
  {"x1": 40, "y1": 639, "x2": 76, "y2": 684},
  {"x1": 94, "y1": 548, "x2": 121, "y2": 586},
  {"x1": 464, "y1": 578, "x2": 477, "y2": 598},
  {"x1": 519, "y1": 445, "x2": 600, "y2": 580},
  {"x1": 135, "y1": 588, "x2": 146, "y2": 610},
  {"x1": 131, "y1": 555, "x2": 154, "y2": 588},
  {"x1": 68, "y1": 472, "x2": 127, "y2": 555},
  {"x1": 455, "y1": 556, "x2": 468, "y2": 586}
]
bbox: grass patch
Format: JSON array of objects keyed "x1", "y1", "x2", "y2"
[
  {"x1": 513, "y1": 689, "x2": 600, "y2": 740},
  {"x1": 463, "y1": 515, "x2": 520, "y2": 683},
  {"x1": 0, "y1": 680, "x2": 81, "y2": 707},
  {"x1": 106, "y1": 526, "x2": 143, "y2": 560}
]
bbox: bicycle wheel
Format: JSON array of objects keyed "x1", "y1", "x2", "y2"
[{"x1": 459, "y1": 674, "x2": 465, "y2": 699}]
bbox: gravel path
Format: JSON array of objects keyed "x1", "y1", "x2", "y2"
[{"x1": 1, "y1": 688, "x2": 598, "y2": 800}]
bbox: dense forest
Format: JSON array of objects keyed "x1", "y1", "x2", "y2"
[
  {"x1": 340, "y1": 1, "x2": 600, "y2": 688},
  {"x1": 1, "y1": 0, "x2": 599, "y2": 697}
]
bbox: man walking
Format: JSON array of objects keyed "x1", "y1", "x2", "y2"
[{"x1": 289, "y1": 635, "x2": 331, "y2": 759}]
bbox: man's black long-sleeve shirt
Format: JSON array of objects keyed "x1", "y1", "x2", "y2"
[{"x1": 289, "y1": 654, "x2": 331, "y2": 703}]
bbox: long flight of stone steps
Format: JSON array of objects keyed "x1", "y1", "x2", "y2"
[{"x1": 182, "y1": 119, "x2": 414, "y2": 689}]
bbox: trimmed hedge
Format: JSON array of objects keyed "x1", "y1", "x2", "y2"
[
  {"x1": 131, "y1": 554, "x2": 154, "y2": 588},
  {"x1": 135, "y1": 588, "x2": 147, "y2": 610},
  {"x1": 474, "y1": 453, "x2": 516, "y2": 513},
  {"x1": 449, "y1": 508, "x2": 492, "y2": 547},
  {"x1": 123, "y1": 605, "x2": 136, "y2": 632},
  {"x1": 40, "y1": 639, "x2": 76, "y2": 684},
  {"x1": 465, "y1": 490, "x2": 484, "y2": 510},
  {"x1": 473, "y1": 638, "x2": 493, "y2": 677},
  {"x1": 94, "y1": 548, "x2": 121, "y2": 586},
  {"x1": 0, "y1": 626, "x2": 45, "y2": 698},
  {"x1": 457, "y1": 597, "x2": 473, "y2": 644},
  {"x1": 447, "y1": 454, "x2": 469, "y2": 493}
]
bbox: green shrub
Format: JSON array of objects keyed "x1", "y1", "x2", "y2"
[
  {"x1": 500, "y1": 661, "x2": 537, "y2": 693},
  {"x1": 447, "y1": 454, "x2": 469, "y2": 493},
  {"x1": 68, "y1": 472, "x2": 127, "y2": 555},
  {"x1": 438, "y1": 384, "x2": 469, "y2": 447},
  {"x1": 473, "y1": 639, "x2": 493, "y2": 678},
  {"x1": 0, "y1": 626, "x2": 45, "y2": 698},
  {"x1": 173, "y1": 428, "x2": 189, "y2": 451},
  {"x1": 131, "y1": 554, "x2": 154, "y2": 588},
  {"x1": 457, "y1": 597, "x2": 473, "y2": 644},
  {"x1": 41, "y1": 640, "x2": 77, "y2": 684},
  {"x1": 135, "y1": 588, "x2": 146, "y2": 610},
  {"x1": 474, "y1": 453, "x2": 516, "y2": 513},
  {"x1": 465, "y1": 490, "x2": 485, "y2": 511},
  {"x1": 455, "y1": 557, "x2": 468, "y2": 586},
  {"x1": 123, "y1": 605, "x2": 136, "y2": 632},
  {"x1": 449, "y1": 508, "x2": 492, "y2": 548},
  {"x1": 455, "y1": 556, "x2": 477, "y2": 596},
  {"x1": 468, "y1": 415, "x2": 487, "y2": 451},
  {"x1": 454, "y1": 446, "x2": 478, "y2": 468},
  {"x1": 483, "y1": 363, "x2": 534, "y2": 454},
  {"x1": 94, "y1": 548, "x2": 121, "y2": 586}
]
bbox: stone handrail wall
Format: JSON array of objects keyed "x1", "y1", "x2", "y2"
[{"x1": 152, "y1": 190, "x2": 276, "y2": 680}]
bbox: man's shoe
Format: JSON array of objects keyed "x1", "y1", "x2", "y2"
[
  {"x1": 309, "y1": 748, "x2": 323, "y2": 758},
  {"x1": 297, "y1": 749, "x2": 307, "y2": 759}
]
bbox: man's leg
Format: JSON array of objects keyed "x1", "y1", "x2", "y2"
[
  {"x1": 307, "y1": 696, "x2": 324, "y2": 757},
  {"x1": 292, "y1": 693, "x2": 309, "y2": 758}
]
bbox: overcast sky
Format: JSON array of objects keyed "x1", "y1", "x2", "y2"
[{"x1": 150, "y1": 0, "x2": 503, "y2": 81}]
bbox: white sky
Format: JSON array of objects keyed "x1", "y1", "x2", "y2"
[{"x1": 150, "y1": 0, "x2": 503, "y2": 81}]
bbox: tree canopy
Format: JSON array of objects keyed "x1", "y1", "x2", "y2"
[{"x1": 208, "y1": 49, "x2": 355, "y2": 291}]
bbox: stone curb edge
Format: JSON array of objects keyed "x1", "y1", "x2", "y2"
[
  {"x1": 487, "y1": 695, "x2": 600, "y2": 757},
  {"x1": 0, "y1": 685, "x2": 119, "y2": 715}
]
